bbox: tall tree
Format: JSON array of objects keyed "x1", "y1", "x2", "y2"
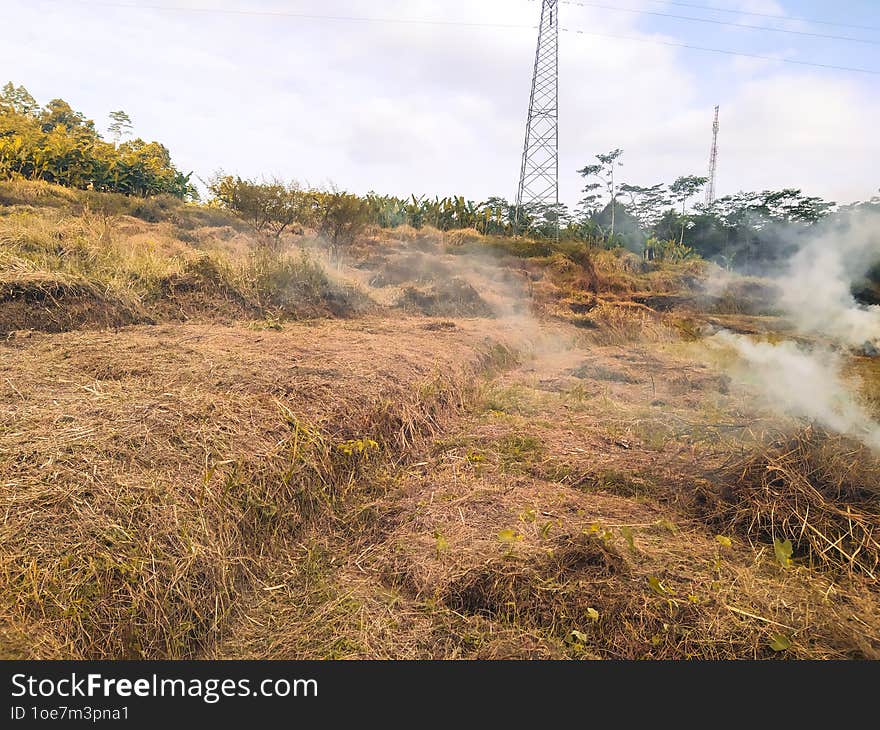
[
  {"x1": 108, "y1": 110, "x2": 133, "y2": 147},
  {"x1": 669, "y1": 175, "x2": 708, "y2": 244},
  {"x1": 0, "y1": 82, "x2": 39, "y2": 116},
  {"x1": 578, "y1": 148, "x2": 624, "y2": 239},
  {"x1": 619, "y1": 182, "x2": 670, "y2": 232}
]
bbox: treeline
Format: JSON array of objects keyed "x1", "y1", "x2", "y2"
[
  {"x1": 573, "y1": 148, "x2": 880, "y2": 273},
  {"x1": 208, "y1": 176, "x2": 375, "y2": 253},
  {"x1": 4, "y1": 81, "x2": 874, "y2": 274},
  {"x1": 0, "y1": 82, "x2": 195, "y2": 199},
  {"x1": 210, "y1": 170, "x2": 880, "y2": 274}
]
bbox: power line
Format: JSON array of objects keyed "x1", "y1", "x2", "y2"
[
  {"x1": 52, "y1": 0, "x2": 539, "y2": 31},
  {"x1": 647, "y1": 0, "x2": 880, "y2": 34},
  {"x1": 555, "y1": 0, "x2": 880, "y2": 46},
  {"x1": 34, "y1": 0, "x2": 880, "y2": 76},
  {"x1": 562, "y1": 27, "x2": 880, "y2": 76}
]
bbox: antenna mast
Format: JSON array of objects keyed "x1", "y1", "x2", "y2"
[
  {"x1": 705, "y1": 105, "x2": 719, "y2": 205},
  {"x1": 515, "y1": 0, "x2": 559, "y2": 234}
]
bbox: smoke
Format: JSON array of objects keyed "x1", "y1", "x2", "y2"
[
  {"x1": 709, "y1": 331, "x2": 880, "y2": 451},
  {"x1": 776, "y1": 209, "x2": 880, "y2": 347},
  {"x1": 705, "y1": 209, "x2": 880, "y2": 451}
]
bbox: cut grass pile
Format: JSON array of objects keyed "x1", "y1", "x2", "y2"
[
  {"x1": 701, "y1": 427, "x2": 880, "y2": 578},
  {"x1": 395, "y1": 278, "x2": 495, "y2": 318}
]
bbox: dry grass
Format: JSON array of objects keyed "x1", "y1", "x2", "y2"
[
  {"x1": 0, "y1": 197, "x2": 370, "y2": 332},
  {"x1": 0, "y1": 269, "x2": 146, "y2": 333},
  {"x1": 701, "y1": 427, "x2": 880, "y2": 578},
  {"x1": 212, "y1": 332, "x2": 880, "y2": 661},
  {"x1": 4, "y1": 180, "x2": 879, "y2": 661},
  {"x1": 569, "y1": 301, "x2": 677, "y2": 345},
  {"x1": 0, "y1": 318, "x2": 511, "y2": 658},
  {"x1": 395, "y1": 278, "x2": 495, "y2": 318}
]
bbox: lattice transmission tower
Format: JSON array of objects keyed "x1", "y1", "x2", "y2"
[
  {"x1": 515, "y1": 0, "x2": 559, "y2": 231},
  {"x1": 705, "y1": 105, "x2": 720, "y2": 206}
]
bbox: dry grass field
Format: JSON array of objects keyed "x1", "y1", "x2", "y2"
[{"x1": 2, "y1": 180, "x2": 879, "y2": 659}]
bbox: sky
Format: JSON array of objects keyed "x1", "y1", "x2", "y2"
[{"x1": 2, "y1": 0, "x2": 879, "y2": 207}]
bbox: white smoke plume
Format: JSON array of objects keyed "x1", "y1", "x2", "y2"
[
  {"x1": 776, "y1": 209, "x2": 880, "y2": 347},
  {"x1": 707, "y1": 209, "x2": 880, "y2": 451},
  {"x1": 709, "y1": 331, "x2": 880, "y2": 451}
]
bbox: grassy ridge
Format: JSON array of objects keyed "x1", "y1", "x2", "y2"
[{"x1": 0, "y1": 180, "x2": 371, "y2": 332}]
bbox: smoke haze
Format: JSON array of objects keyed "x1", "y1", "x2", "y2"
[
  {"x1": 710, "y1": 331, "x2": 880, "y2": 451},
  {"x1": 710, "y1": 208, "x2": 880, "y2": 451},
  {"x1": 777, "y1": 209, "x2": 880, "y2": 347}
]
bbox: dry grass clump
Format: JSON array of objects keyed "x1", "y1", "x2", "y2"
[
  {"x1": 439, "y1": 534, "x2": 735, "y2": 660},
  {"x1": 0, "y1": 179, "x2": 243, "y2": 229},
  {"x1": 242, "y1": 249, "x2": 373, "y2": 318},
  {"x1": 441, "y1": 228, "x2": 485, "y2": 247},
  {"x1": 364, "y1": 225, "x2": 444, "y2": 253},
  {"x1": 367, "y1": 252, "x2": 451, "y2": 288},
  {"x1": 395, "y1": 278, "x2": 494, "y2": 318},
  {"x1": 150, "y1": 255, "x2": 256, "y2": 321},
  {"x1": 0, "y1": 270, "x2": 146, "y2": 333},
  {"x1": 444, "y1": 534, "x2": 625, "y2": 630},
  {"x1": 0, "y1": 199, "x2": 371, "y2": 329},
  {"x1": 703, "y1": 427, "x2": 880, "y2": 578},
  {"x1": 571, "y1": 301, "x2": 676, "y2": 345},
  {"x1": 0, "y1": 178, "x2": 81, "y2": 209},
  {"x1": 697, "y1": 274, "x2": 782, "y2": 316}
]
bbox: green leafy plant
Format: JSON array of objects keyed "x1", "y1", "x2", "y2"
[
  {"x1": 773, "y1": 538, "x2": 793, "y2": 568},
  {"x1": 497, "y1": 529, "x2": 523, "y2": 544},
  {"x1": 434, "y1": 531, "x2": 449, "y2": 556},
  {"x1": 769, "y1": 633, "x2": 792, "y2": 652}
]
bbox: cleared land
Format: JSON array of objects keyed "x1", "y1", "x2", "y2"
[{"x1": 1, "y1": 181, "x2": 879, "y2": 659}]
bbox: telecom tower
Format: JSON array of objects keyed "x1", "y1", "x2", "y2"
[
  {"x1": 705, "y1": 105, "x2": 720, "y2": 206},
  {"x1": 515, "y1": 0, "x2": 559, "y2": 231}
]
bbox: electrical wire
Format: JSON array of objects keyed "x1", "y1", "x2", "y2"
[
  {"x1": 554, "y1": 0, "x2": 880, "y2": 46},
  {"x1": 646, "y1": 0, "x2": 880, "y2": 34},
  {"x1": 32, "y1": 0, "x2": 880, "y2": 76},
  {"x1": 562, "y1": 26, "x2": 880, "y2": 75}
]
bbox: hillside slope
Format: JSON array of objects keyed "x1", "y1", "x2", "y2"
[{"x1": 2, "y1": 182, "x2": 879, "y2": 660}]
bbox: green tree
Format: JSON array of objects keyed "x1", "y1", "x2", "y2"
[
  {"x1": 317, "y1": 190, "x2": 371, "y2": 261},
  {"x1": 108, "y1": 110, "x2": 133, "y2": 147},
  {"x1": 0, "y1": 82, "x2": 194, "y2": 199},
  {"x1": 619, "y1": 183, "x2": 670, "y2": 232},
  {"x1": 669, "y1": 175, "x2": 708, "y2": 244},
  {"x1": 0, "y1": 82, "x2": 39, "y2": 116},
  {"x1": 578, "y1": 148, "x2": 624, "y2": 239},
  {"x1": 209, "y1": 175, "x2": 314, "y2": 243}
]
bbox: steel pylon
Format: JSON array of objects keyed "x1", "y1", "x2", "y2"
[{"x1": 515, "y1": 0, "x2": 559, "y2": 228}]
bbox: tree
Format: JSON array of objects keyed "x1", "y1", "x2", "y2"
[
  {"x1": 39, "y1": 99, "x2": 93, "y2": 133},
  {"x1": 669, "y1": 175, "x2": 708, "y2": 244},
  {"x1": 317, "y1": 190, "x2": 371, "y2": 262},
  {"x1": 209, "y1": 175, "x2": 314, "y2": 243},
  {"x1": 108, "y1": 110, "x2": 133, "y2": 147},
  {"x1": 619, "y1": 182, "x2": 670, "y2": 232},
  {"x1": 578, "y1": 148, "x2": 624, "y2": 239},
  {"x1": 0, "y1": 82, "x2": 194, "y2": 199},
  {"x1": 0, "y1": 82, "x2": 39, "y2": 116}
]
